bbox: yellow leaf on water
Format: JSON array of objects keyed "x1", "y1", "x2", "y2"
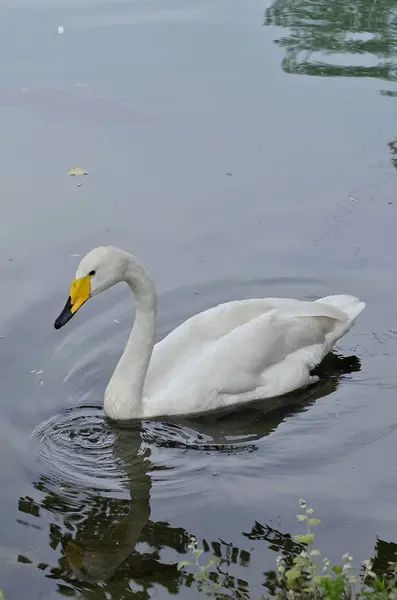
[{"x1": 67, "y1": 166, "x2": 88, "y2": 176}]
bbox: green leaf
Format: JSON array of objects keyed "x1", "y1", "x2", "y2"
[
  {"x1": 310, "y1": 550, "x2": 321, "y2": 557},
  {"x1": 177, "y1": 560, "x2": 193, "y2": 571},
  {"x1": 332, "y1": 565, "x2": 343, "y2": 575},
  {"x1": 294, "y1": 534, "x2": 315, "y2": 545},
  {"x1": 309, "y1": 518, "x2": 321, "y2": 526},
  {"x1": 296, "y1": 514, "x2": 306, "y2": 522},
  {"x1": 286, "y1": 566, "x2": 301, "y2": 588}
]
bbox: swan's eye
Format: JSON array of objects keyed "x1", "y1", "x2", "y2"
[{"x1": 89, "y1": 270, "x2": 96, "y2": 277}]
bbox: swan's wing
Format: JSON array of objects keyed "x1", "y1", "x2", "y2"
[
  {"x1": 145, "y1": 302, "x2": 351, "y2": 414},
  {"x1": 210, "y1": 307, "x2": 345, "y2": 392},
  {"x1": 146, "y1": 297, "x2": 350, "y2": 391},
  {"x1": 146, "y1": 299, "x2": 278, "y2": 388}
]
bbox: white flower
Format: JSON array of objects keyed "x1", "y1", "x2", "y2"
[{"x1": 343, "y1": 553, "x2": 353, "y2": 562}]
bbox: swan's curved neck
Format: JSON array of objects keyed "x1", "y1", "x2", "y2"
[{"x1": 104, "y1": 257, "x2": 157, "y2": 420}]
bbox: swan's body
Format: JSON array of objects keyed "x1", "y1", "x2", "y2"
[{"x1": 54, "y1": 246, "x2": 365, "y2": 420}]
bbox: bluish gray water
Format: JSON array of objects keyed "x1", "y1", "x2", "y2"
[{"x1": 1, "y1": 0, "x2": 397, "y2": 597}]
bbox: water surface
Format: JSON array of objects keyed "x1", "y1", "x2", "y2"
[{"x1": 1, "y1": 0, "x2": 397, "y2": 597}]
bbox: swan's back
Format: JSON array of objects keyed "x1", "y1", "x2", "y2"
[{"x1": 144, "y1": 295, "x2": 364, "y2": 399}]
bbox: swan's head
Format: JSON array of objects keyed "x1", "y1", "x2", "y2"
[{"x1": 54, "y1": 246, "x2": 128, "y2": 330}]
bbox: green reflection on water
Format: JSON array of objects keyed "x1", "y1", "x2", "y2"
[{"x1": 265, "y1": 0, "x2": 397, "y2": 83}]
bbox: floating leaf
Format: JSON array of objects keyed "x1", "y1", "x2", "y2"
[
  {"x1": 309, "y1": 518, "x2": 321, "y2": 526},
  {"x1": 68, "y1": 166, "x2": 88, "y2": 176},
  {"x1": 296, "y1": 514, "x2": 306, "y2": 522}
]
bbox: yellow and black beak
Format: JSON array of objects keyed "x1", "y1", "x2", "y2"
[{"x1": 54, "y1": 276, "x2": 91, "y2": 330}]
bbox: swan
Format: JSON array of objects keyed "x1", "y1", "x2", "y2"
[{"x1": 54, "y1": 246, "x2": 365, "y2": 421}]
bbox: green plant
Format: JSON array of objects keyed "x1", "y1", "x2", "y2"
[
  {"x1": 271, "y1": 498, "x2": 353, "y2": 599},
  {"x1": 177, "y1": 535, "x2": 222, "y2": 596},
  {"x1": 179, "y1": 499, "x2": 397, "y2": 600},
  {"x1": 270, "y1": 499, "x2": 397, "y2": 600}
]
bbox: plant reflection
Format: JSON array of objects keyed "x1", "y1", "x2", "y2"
[
  {"x1": 265, "y1": 0, "x2": 397, "y2": 83},
  {"x1": 388, "y1": 139, "x2": 397, "y2": 169},
  {"x1": 17, "y1": 353, "x2": 362, "y2": 598}
]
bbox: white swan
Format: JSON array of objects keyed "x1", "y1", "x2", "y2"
[{"x1": 54, "y1": 246, "x2": 365, "y2": 421}]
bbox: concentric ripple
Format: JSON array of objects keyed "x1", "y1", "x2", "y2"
[{"x1": 32, "y1": 405, "x2": 145, "y2": 493}]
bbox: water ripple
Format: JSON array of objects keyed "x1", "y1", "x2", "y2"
[{"x1": 32, "y1": 406, "x2": 143, "y2": 494}]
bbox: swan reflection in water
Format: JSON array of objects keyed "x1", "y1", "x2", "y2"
[{"x1": 19, "y1": 352, "x2": 362, "y2": 596}]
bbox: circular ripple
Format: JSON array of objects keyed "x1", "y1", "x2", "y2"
[{"x1": 33, "y1": 405, "x2": 145, "y2": 493}]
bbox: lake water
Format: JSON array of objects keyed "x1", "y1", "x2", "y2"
[{"x1": 1, "y1": 0, "x2": 397, "y2": 597}]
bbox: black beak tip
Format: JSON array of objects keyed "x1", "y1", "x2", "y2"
[{"x1": 54, "y1": 297, "x2": 74, "y2": 330}]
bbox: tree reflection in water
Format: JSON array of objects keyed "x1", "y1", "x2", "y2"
[
  {"x1": 265, "y1": 0, "x2": 397, "y2": 170},
  {"x1": 265, "y1": 0, "x2": 397, "y2": 81}
]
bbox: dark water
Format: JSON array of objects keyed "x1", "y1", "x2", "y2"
[{"x1": 1, "y1": 0, "x2": 397, "y2": 598}]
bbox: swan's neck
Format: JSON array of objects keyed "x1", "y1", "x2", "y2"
[{"x1": 104, "y1": 259, "x2": 157, "y2": 420}]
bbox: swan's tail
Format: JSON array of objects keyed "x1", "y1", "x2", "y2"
[{"x1": 316, "y1": 294, "x2": 365, "y2": 323}]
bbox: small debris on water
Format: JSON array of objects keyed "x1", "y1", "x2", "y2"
[
  {"x1": 30, "y1": 370, "x2": 43, "y2": 375},
  {"x1": 113, "y1": 318, "x2": 120, "y2": 324},
  {"x1": 226, "y1": 172, "x2": 233, "y2": 176},
  {"x1": 70, "y1": 254, "x2": 80, "y2": 257},
  {"x1": 67, "y1": 166, "x2": 88, "y2": 176},
  {"x1": 58, "y1": 25, "x2": 64, "y2": 35}
]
